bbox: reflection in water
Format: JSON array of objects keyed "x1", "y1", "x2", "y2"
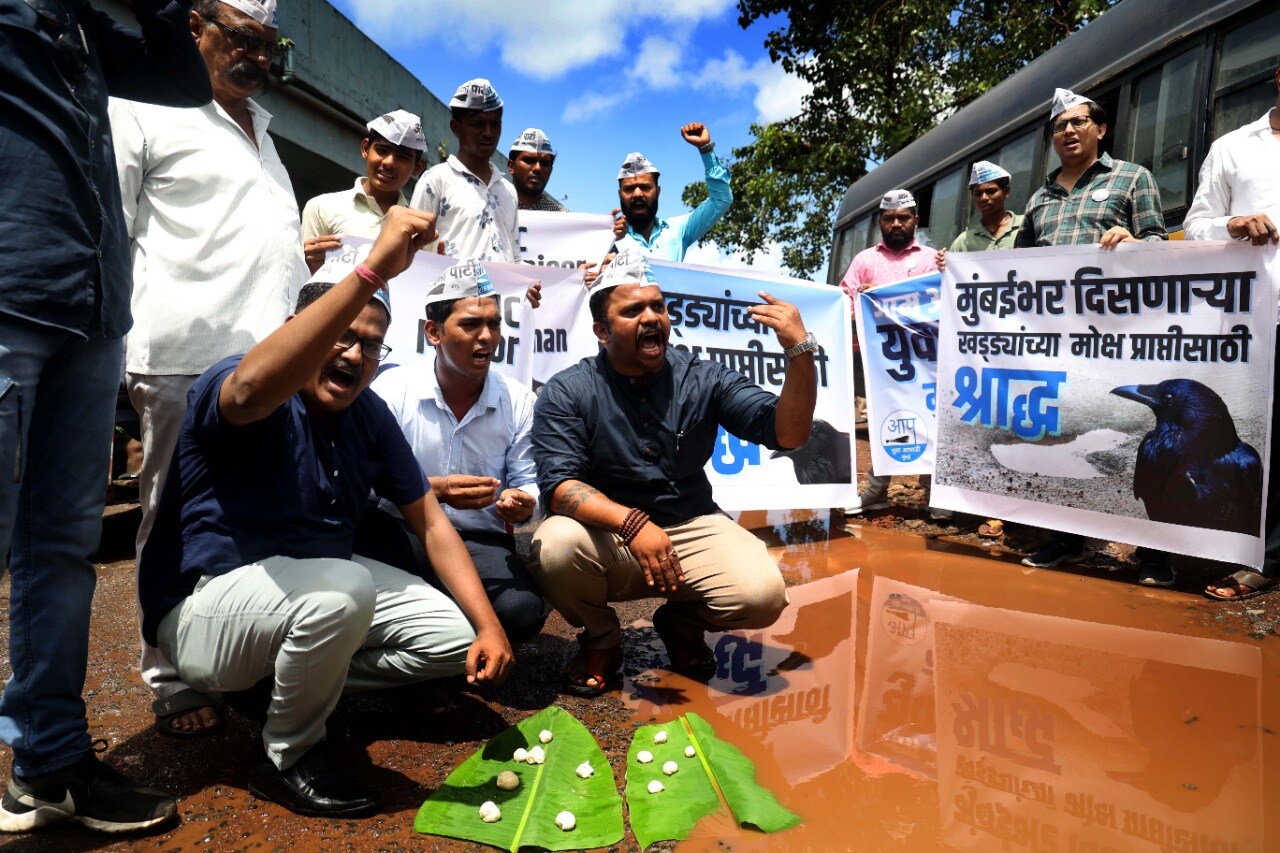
[{"x1": 617, "y1": 511, "x2": 1273, "y2": 851}]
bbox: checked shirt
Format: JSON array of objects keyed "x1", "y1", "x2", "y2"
[{"x1": 1016, "y1": 152, "x2": 1166, "y2": 247}]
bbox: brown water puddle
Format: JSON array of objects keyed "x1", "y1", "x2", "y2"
[{"x1": 618, "y1": 510, "x2": 1279, "y2": 852}]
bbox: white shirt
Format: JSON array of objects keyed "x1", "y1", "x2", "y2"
[
  {"x1": 111, "y1": 97, "x2": 308, "y2": 376},
  {"x1": 301, "y1": 178, "x2": 406, "y2": 242},
  {"x1": 372, "y1": 357, "x2": 539, "y2": 535},
  {"x1": 1184, "y1": 110, "x2": 1280, "y2": 242},
  {"x1": 410, "y1": 155, "x2": 519, "y2": 262}
]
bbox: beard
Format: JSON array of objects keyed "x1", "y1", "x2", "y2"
[
  {"x1": 883, "y1": 229, "x2": 912, "y2": 251},
  {"x1": 623, "y1": 204, "x2": 656, "y2": 231},
  {"x1": 227, "y1": 58, "x2": 270, "y2": 95}
]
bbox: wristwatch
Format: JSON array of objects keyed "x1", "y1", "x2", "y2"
[{"x1": 784, "y1": 332, "x2": 818, "y2": 360}]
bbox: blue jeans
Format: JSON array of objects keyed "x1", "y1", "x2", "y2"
[{"x1": 0, "y1": 314, "x2": 122, "y2": 777}]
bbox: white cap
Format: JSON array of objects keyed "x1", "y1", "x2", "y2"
[
  {"x1": 880, "y1": 189, "x2": 916, "y2": 211},
  {"x1": 588, "y1": 247, "x2": 657, "y2": 295},
  {"x1": 219, "y1": 0, "x2": 278, "y2": 27},
  {"x1": 306, "y1": 254, "x2": 391, "y2": 320},
  {"x1": 968, "y1": 160, "x2": 1011, "y2": 186},
  {"x1": 1051, "y1": 87, "x2": 1095, "y2": 120},
  {"x1": 366, "y1": 110, "x2": 426, "y2": 152},
  {"x1": 617, "y1": 152, "x2": 659, "y2": 181},
  {"x1": 424, "y1": 260, "x2": 496, "y2": 306},
  {"x1": 449, "y1": 78, "x2": 503, "y2": 112},
  {"x1": 509, "y1": 128, "x2": 555, "y2": 157}
]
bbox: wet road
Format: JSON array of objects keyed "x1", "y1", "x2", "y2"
[{"x1": 0, "y1": 510, "x2": 1275, "y2": 851}]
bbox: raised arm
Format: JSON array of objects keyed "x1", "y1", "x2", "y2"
[
  {"x1": 680, "y1": 123, "x2": 732, "y2": 248},
  {"x1": 747, "y1": 292, "x2": 816, "y2": 449}
]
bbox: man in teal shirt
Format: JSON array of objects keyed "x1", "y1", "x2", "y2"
[{"x1": 613, "y1": 122, "x2": 732, "y2": 261}]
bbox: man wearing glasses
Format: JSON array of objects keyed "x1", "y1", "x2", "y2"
[
  {"x1": 136, "y1": 208, "x2": 513, "y2": 817},
  {"x1": 109, "y1": 0, "x2": 308, "y2": 739}
]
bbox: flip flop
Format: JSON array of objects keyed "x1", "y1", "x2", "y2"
[
  {"x1": 152, "y1": 687, "x2": 223, "y2": 739},
  {"x1": 652, "y1": 604, "x2": 717, "y2": 680},
  {"x1": 1205, "y1": 569, "x2": 1279, "y2": 601},
  {"x1": 561, "y1": 644, "x2": 622, "y2": 699}
]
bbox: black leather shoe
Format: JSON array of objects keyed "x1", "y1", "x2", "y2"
[{"x1": 248, "y1": 749, "x2": 377, "y2": 818}]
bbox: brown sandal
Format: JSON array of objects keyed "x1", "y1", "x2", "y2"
[
  {"x1": 562, "y1": 644, "x2": 622, "y2": 698},
  {"x1": 1204, "y1": 569, "x2": 1278, "y2": 601}
]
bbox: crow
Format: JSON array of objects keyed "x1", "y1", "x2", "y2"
[
  {"x1": 770, "y1": 419, "x2": 853, "y2": 485},
  {"x1": 1111, "y1": 379, "x2": 1262, "y2": 536}
]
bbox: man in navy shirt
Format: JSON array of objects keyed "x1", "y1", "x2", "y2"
[
  {"x1": 0, "y1": 0, "x2": 210, "y2": 835},
  {"x1": 530, "y1": 249, "x2": 818, "y2": 697},
  {"x1": 138, "y1": 207, "x2": 513, "y2": 818}
]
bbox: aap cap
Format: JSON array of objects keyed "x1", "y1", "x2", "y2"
[
  {"x1": 509, "y1": 128, "x2": 556, "y2": 157},
  {"x1": 219, "y1": 0, "x2": 278, "y2": 27},
  {"x1": 617, "y1": 152, "x2": 659, "y2": 181},
  {"x1": 1051, "y1": 87, "x2": 1095, "y2": 120},
  {"x1": 367, "y1": 110, "x2": 426, "y2": 152},
  {"x1": 306, "y1": 255, "x2": 392, "y2": 320},
  {"x1": 424, "y1": 261, "x2": 496, "y2": 306},
  {"x1": 968, "y1": 160, "x2": 1011, "y2": 186},
  {"x1": 588, "y1": 247, "x2": 657, "y2": 295},
  {"x1": 880, "y1": 189, "x2": 916, "y2": 211},
  {"x1": 449, "y1": 78, "x2": 503, "y2": 112}
]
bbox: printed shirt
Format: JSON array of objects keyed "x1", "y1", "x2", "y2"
[
  {"x1": 372, "y1": 358, "x2": 539, "y2": 535},
  {"x1": 0, "y1": 0, "x2": 210, "y2": 340},
  {"x1": 410, "y1": 155, "x2": 520, "y2": 261},
  {"x1": 533, "y1": 348, "x2": 782, "y2": 528},
  {"x1": 1184, "y1": 110, "x2": 1280, "y2": 242},
  {"x1": 1016, "y1": 152, "x2": 1167, "y2": 247},
  {"x1": 948, "y1": 213, "x2": 1026, "y2": 252},
  {"x1": 111, "y1": 97, "x2": 309, "y2": 375},
  {"x1": 137, "y1": 355, "x2": 428, "y2": 645},
  {"x1": 614, "y1": 151, "x2": 732, "y2": 261},
  {"x1": 301, "y1": 178, "x2": 407, "y2": 241},
  {"x1": 840, "y1": 239, "x2": 939, "y2": 308}
]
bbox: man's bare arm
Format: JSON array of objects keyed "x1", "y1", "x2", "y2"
[{"x1": 550, "y1": 480, "x2": 629, "y2": 531}]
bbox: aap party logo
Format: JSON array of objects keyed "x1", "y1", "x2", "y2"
[{"x1": 880, "y1": 409, "x2": 928, "y2": 463}]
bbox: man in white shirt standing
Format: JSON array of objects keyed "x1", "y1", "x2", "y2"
[
  {"x1": 109, "y1": 0, "x2": 308, "y2": 739},
  {"x1": 1184, "y1": 61, "x2": 1280, "y2": 601},
  {"x1": 300, "y1": 109, "x2": 427, "y2": 273},
  {"x1": 410, "y1": 78, "x2": 519, "y2": 262},
  {"x1": 360, "y1": 261, "x2": 546, "y2": 643}
]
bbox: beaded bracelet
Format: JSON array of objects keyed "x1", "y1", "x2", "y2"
[{"x1": 619, "y1": 508, "x2": 650, "y2": 544}]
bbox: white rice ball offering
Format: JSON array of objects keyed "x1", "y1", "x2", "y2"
[
  {"x1": 479, "y1": 801, "x2": 501, "y2": 823},
  {"x1": 662, "y1": 760, "x2": 679, "y2": 776},
  {"x1": 495, "y1": 770, "x2": 519, "y2": 790},
  {"x1": 528, "y1": 745, "x2": 546, "y2": 765},
  {"x1": 653, "y1": 730, "x2": 668, "y2": 744},
  {"x1": 575, "y1": 761, "x2": 594, "y2": 779},
  {"x1": 647, "y1": 779, "x2": 665, "y2": 794},
  {"x1": 684, "y1": 745, "x2": 696, "y2": 758},
  {"x1": 539, "y1": 729, "x2": 554, "y2": 744},
  {"x1": 636, "y1": 750, "x2": 653, "y2": 764},
  {"x1": 555, "y1": 810, "x2": 576, "y2": 831},
  {"x1": 512, "y1": 747, "x2": 529, "y2": 763}
]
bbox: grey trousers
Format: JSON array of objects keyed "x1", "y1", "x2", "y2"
[{"x1": 157, "y1": 554, "x2": 475, "y2": 770}]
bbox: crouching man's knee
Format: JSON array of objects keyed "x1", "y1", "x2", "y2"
[
  {"x1": 731, "y1": 572, "x2": 788, "y2": 630},
  {"x1": 494, "y1": 592, "x2": 547, "y2": 645},
  {"x1": 529, "y1": 515, "x2": 596, "y2": 581}
]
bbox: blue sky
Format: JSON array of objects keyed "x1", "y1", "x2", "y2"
[{"x1": 328, "y1": 0, "x2": 810, "y2": 272}]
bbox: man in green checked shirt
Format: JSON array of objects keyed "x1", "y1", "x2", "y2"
[{"x1": 1015, "y1": 87, "x2": 1173, "y2": 586}]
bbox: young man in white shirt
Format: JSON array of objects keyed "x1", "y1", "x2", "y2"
[
  {"x1": 109, "y1": 0, "x2": 308, "y2": 740},
  {"x1": 359, "y1": 262, "x2": 546, "y2": 643},
  {"x1": 410, "y1": 78, "x2": 519, "y2": 261},
  {"x1": 301, "y1": 110, "x2": 427, "y2": 273},
  {"x1": 1184, "y1": 61, "x2": 1280, "y2": 601}
]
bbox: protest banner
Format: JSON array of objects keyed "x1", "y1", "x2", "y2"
[
  {"x1": 516, "y1": 210, "x2": 615, "y2": 270},
  {"x1": 933, "y1": 242, "x2": 1277, "y2": 567},
  {"x1": 856, "y1": 273, "x2": 942, "y2": 476}
]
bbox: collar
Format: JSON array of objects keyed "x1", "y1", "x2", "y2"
[
  {"x1": 1045, "y1": 151, "x2": 1114, "y2": 188},
  {"x1": 968, "y1": 212, "x2": 1020, "y2": 237},
  {"x1": 874, "y1": 238, "x2": 923, "y2": 258},
  {"x1": 446, "y1": 154, "x2": 503, "y2": 189},
  {"x1": 1252, "y1": 108, "x2": 1279, "y2": 136},
  {"x1": 420, "y1": 352, "x2": 498, "y2": 415},
  {"x1": 211, "y1": 97, "x2": 271, "y2": 147},
  {"x1": 597, "y1": 347, "x2": 670, "y2": 390},
  {"x1": 625, "y1": 216, "x2": 670, "y2": 244},
  {"x1": 351, "y1": 177, "x2": 406, "y2": 210}
]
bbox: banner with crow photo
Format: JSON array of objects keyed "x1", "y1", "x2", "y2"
[
  {"x1": 932, "y1": 242, "x2": 1277, "y2": 568},
  {"x1": 855, "y1": 273, "x2": 942, "y2": 476}
]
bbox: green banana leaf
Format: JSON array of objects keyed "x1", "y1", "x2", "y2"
[
  {"x1": 414, "y1": 706, "x2": 624, "y2": 851},
  {"x1": 626, "y1": 712, "x2": 800, "y2": 849}
]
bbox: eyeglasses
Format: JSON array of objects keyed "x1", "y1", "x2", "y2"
[
  {"x1": 334, "y1": 330, "x2": 392, "y2": 361},
  {"x1": 1051, "y1": 116, "x2": 1093, "y2": 135},
  {"x1": 206, "y1": 17, "x2": 278, "y2": 59}
]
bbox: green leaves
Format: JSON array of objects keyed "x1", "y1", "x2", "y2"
[
  {"x1": 414, "y1": 706, "x2": 624, "y2": 851},
  {"x1": 626, "y1": 713, "x2": 800, "y2": 849}
]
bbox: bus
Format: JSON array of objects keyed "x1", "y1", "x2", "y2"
[{"x1": 827, "y1": 0, "x2": 1279, "y2": 284}]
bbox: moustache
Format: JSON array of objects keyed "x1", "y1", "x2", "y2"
[{"x1": 227, "y1": 59, "x2": 269, "y2": 91}]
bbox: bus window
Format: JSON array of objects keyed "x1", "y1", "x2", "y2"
[
  {"x1": 919, "y1": 168, "x2": 964, "y2": 250},
  {"x1": 832, "y1": 216, "x2": 861, "y2": 281},
  {"x1": 1212, "y1": 8, "x2": 1280, "y2": 140},
  {"x1": 1127, "y1": 49, "x2": 1199, "y2": 210},
  {"x1": 997, "y1": 131, "x2": 1038, "y2": 214}
]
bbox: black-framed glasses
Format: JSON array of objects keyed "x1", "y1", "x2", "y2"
[
  {"x1": 1051, "y1": 116, "x2": 1093, "y2": 134},
  {"x1": 334, "y1": 331, "x2": 392, "y2": 361},
  {"x1": 206, "y1": 17, "x2": 278, "y2": 59}
]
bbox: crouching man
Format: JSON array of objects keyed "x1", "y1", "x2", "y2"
[
  {"x1": 137, "y1": 207, "x2": 512, "y2": 817},
  {"x1": 529, "y1": 249, "x2": 818, "y2": 696}
]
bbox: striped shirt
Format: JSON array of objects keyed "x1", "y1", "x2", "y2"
[{"x1": 1016, "y1": 153, "x2": 1166, "y2": 247}]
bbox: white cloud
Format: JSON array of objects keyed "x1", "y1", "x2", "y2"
[
  {"x1": 562, "y1": 89, "x2": 631, "y2": 124},
  {"x1": 628, "y1": 37, "x2": 684, "y2": 90},
  {"x1": 693, "y1": 50, "x2": 812, "y2": 124}
]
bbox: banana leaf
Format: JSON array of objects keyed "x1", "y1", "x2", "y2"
[
  {"x1": 626, "y1": 712, "x2": 800, "y2": 849},
  {"x1": 414, "y1": 706, "x2": 624, "y2": 851}
]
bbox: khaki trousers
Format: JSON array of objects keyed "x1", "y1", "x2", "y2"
[{"x1": 529, "y1": 513, "x2": 788, "y2": 649}]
